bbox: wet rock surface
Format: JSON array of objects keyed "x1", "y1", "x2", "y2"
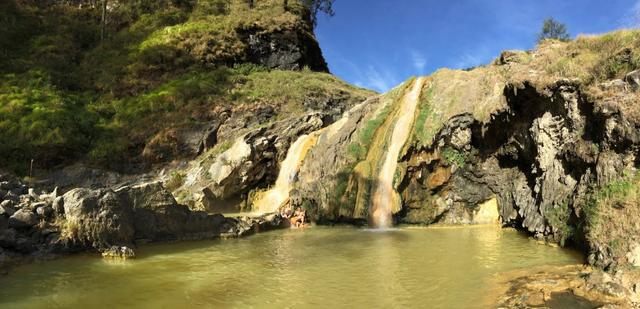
[{"x1": 174, "y1": 110, "x2": 342, "y2": 212}]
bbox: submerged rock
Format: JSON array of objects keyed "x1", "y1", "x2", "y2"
[{"x1": 101, "y1": 246, "x2": 136, "y2": 259}]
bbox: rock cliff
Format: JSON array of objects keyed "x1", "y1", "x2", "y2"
[
  {"x1": 3, "y1": 0, "x2": 640, "y2": 282},
  {"x1": 289, "y1": 31, "x2": 640, "y2": 271}
]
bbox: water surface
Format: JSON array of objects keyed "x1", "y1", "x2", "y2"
[{"x1": 0, "y1": 226, "x2": 582, "y2": 308}]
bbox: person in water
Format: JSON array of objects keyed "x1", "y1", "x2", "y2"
[{"x1": 290, "y1": 207, "x2": 306, "y2": 228}]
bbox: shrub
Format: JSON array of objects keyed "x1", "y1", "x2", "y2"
[
  {"x1": 584, "y1": 172, "x2": 640, "y2": 262},
  {"x1": 442, "y1": 147, "x2": 465, "y2": 168},
  {"x1": 545, "y1": 202, "x2": 575, "y2": 246},
  {"x1": 0, "y1": 71, "x2": 96, "y2": 172}
]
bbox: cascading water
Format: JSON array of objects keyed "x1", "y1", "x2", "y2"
[
  {"x1": 370, "y1": 77, "x2": 425, "y2": 228},
  {"x1": 253, "y1": 111, "x2": 352, "y2": 214},
  {"x1": 253, "y1": 132, "x2": 321, "y2": 213}
]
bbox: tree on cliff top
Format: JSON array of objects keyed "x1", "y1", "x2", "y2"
[
  {"x1": 537, "y1": 18, "x2": 571, "y2": 43},
  {"x1": 283, "y1": 0, "x2": 335, "y2": 28}
]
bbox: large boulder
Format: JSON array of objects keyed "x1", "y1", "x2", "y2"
[
  {"x1": 58, "y1": 182, "x2": 231, "y2": 251},
  {"x1": 116, "y1": 182, "x2": 190, "y2": 241},
  {"x1": 624, "y1": 70, "x2": 640, "y2": 89},
  {"x1": 127, "y1": 182, "x2": 227, "y2": 241},
  {"x1": 62, "y1": 188, "x2": 135, "y2": 250}
]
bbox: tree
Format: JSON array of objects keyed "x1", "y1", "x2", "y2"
[
  {"x1": 283, "y1": 0, "x2": 335, "y2": 28},
  {"x1": 537, "y1": 18, "x2": 570, "y2": 43},
  {"x1": 101, "y1": 0, "x2": 107, "y2": 41}
]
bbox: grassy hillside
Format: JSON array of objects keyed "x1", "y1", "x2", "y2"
[{"x1": 0, "y1": 0, "x2": 372, "y2": 174}]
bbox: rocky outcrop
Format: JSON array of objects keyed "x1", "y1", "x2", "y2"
[
  {"x1": 396, "y1": 80, "x2": 639, "y2": 267},
  {"x1": 173, "y1": 111, "x2": 340, "y2": 212},
  {"x1": 494, "y1": 266, "x2": 640, "y2": 308},
  {"x1": 0, "y1": 173, "x2": 285, "y2": 273},
  {"x1": 243, "y1": 26, "x2": 329, "y2": 72},
  {"x1": 287, "y1": 66, "x2": 640, "y2": 270}
]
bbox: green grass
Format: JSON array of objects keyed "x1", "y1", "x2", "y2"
[
  {"x1": 545, "y1": 202, "x2": 575, "y2": 246},
  {"x1": 412, "y1": 85, "x2": 437, "y2": 147},
  {"x1": 442, "y1": 147, "x2": 465, "y2": 168},
  {"x1": 0, "y1": 70, "x2": 96, "y2": 172},
  {"x1": 0, "y1": 0, "x2": 373, "y2": 173},
  {"x1": 347, "y1": 105, "x2": 392, "y2": 161},
  {"x1": 584, "y1": 172, "x2": 640, "y2": 264}
]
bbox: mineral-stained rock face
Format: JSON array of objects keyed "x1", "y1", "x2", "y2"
[
  {"x1": 292, "y1": 96, "x2": 387, "y2": 222},
  {"x1": 396, "y1": 80, "x2": 638, "y2": 268},
  {"x1": 174, "y1": 112, "x2": 332, "y2": 212},
  {"x1": 288, "y1": 38, "x2": 640, "y2": 270}
]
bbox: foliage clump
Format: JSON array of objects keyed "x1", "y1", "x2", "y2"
[
  {"x1": 545, "y1": 202, "x2": 575, "y2": 247},
  {"x1": 580, "y1": 172, "x2": 640, "y2": 265},
  {"x1": 537, "y1": 18, "x2": 570, "y2": 43},
  {"x1": 442, "y1": 147, "x2": 465, "y2": 168},
  {"x1": 0, "y1": 71, "x2": 96, "y2": 173},
  {"x1": 0, "y1": 0, "x2": 371, "y2": 173}
]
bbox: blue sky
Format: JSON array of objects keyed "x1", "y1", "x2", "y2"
[{"x1": 315, "y1": 0, "x2": 640, "y2": 92}]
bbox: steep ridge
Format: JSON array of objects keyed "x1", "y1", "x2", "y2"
[{"x1": 0, "y1": 0, "x2": 373, "y2": 174}]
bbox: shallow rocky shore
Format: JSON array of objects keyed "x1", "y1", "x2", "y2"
[
  {"x1": 494, "y1": 265, "x2": 640, "y2": 308},
  {"x1": 0, "y1": 172, "x2": 283, "y2": 274}
]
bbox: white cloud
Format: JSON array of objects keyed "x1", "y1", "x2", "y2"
[
  {"x1": 362, "y1": 65, "x2": 399, "y2": 93},
  {"x1": 332, "y1": 54, "x2": 401, "y2": 93},
  {"x1": 451, "y1": 44, "x2": 499, "y2": 70},
  {"x1": 618, "y1": 0, "x2": 640, "y2": 28},
  {"x1": 409, "y1": 50, "x2": 427, "y2": 74}
]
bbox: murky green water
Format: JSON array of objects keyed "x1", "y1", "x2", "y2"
[{"x1": 0, "y1": 226, "x2": 581, "y2": 308}]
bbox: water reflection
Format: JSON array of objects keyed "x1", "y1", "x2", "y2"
[{"x1": 0, "y1": 226, "x2": 581, "y2": 309}]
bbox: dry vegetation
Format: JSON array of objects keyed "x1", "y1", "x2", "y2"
[{"x1": 409, "y1": 29, "x2": 640, "y2": 148}]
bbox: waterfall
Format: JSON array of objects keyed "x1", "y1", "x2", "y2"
[
  {"x1": 253, "y1": 132, "x2": 321, "y2": 214},
  {"x1": 370, "y1": 78, "x2": 425, "y2": 228},
  {"x1": 253, "y1": 109, "x2": 353, "y2": 214}
]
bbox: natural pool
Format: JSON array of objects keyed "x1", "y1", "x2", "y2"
[{"x1": 0, "y1": 226, "x2": 582, "y2": 308}]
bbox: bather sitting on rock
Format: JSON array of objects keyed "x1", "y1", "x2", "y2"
[
  {"x1": 290, "y1": 207, "x2": 306, "y2": 228},
  {"x1": 280, "y1": 206, "x2": 293, "y2": 219}
]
